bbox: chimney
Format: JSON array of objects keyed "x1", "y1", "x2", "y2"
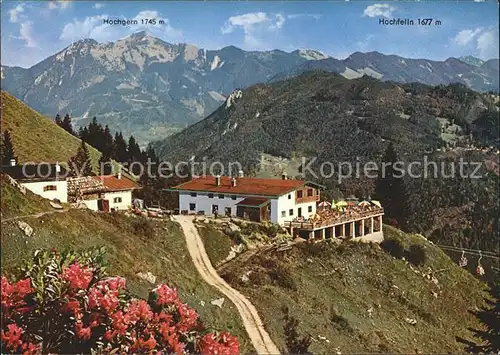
[
  {"x1": 281, "y1": 172, "x2": 288, "y2": 180},
  {"x1": 9, "y1": 159, "x2": 16, "y2": 166},
  {"x1": 231, "y1": 177, "x2": 237, "y2": 187},
  {"x1": 55, "y1": 162, "x2": 61, "y2": 173},
  {"x1": 118, "y1": 170, "x2": 122, "y2": 179},
  {"x1": 238, "y1": 170, "x2": 244, "y2": 178},
  {"x1": 215, "y1": 175, "x2": 221, "y2": 186}
]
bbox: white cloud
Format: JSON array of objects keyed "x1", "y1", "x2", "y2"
[
  {"x1": 221, "y1": 12, "x2": 286, "y2": 49},
  {"x1": 93, "y1": 3, "x2": 105, "y2": 9},
  {"x1": 451, "y1": 27, "x2": 499, "y2": 60},
  {"x1": 19, "y1": 22, "x2": 36, "y2": 47},
  {"x1": 59, "y1": 10, "x2": 183, "y2": 43},
  {"x1": 221, "y1": 12, "x2": 268, "y2": 34},
  {"x1": 453, "y1": 28, "x2": 482, "y2": 46},
  {"x1": 48, "y1": 1, "x2": 71, "y2": 11},
  {"x1": 9, "y1": 4, "x2": 25, "y2": 23},
  {"x1": 477, "y1": 28, "x2": 499, "y2": 59},
  {"x1": 363, "y1": 4, "x2": 396, "y2": 18}
]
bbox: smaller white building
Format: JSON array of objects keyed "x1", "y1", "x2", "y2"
[
  {"x1": 2, "y1": 160, "x2": 68, "y2": 203},
  {"x1": 68, "y1": 172, "x2": 139, "y2": 211}
]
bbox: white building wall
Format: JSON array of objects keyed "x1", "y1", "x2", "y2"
[
  {"x1": 22, "y1": 180, "x2": 68, "y2": 203},
  {"x1": 103, "y1": 191, "x2": 133, "y2": 211},
  {"x1": 82, "y1": 199, "x2": 99, "y2": 211},
  {"x1": 179, "y1": 192, "x2": 246, "y2": 215},
  {"x1": 274, "y1": 192, "x2": 317, "y2": 225},
  {"x1": 179, "y1": 188, "x2": 317, "y2": 225}
]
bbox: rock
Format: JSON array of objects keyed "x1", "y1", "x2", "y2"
[
  {"x1": 210, "y1": 297, "x2": 225, "y2": 308},
  {"x1": 307, "y1": 258, "x2": 313, "y2": 263},
  {"x1": 136, "y1": 272, "x2": 156, "y2": 284},
  {"x1": 50, "y1": 201, "x2": 63, "y2": 209},
  {"x1": 405, "y1": 317, "x2": 417, "y2": 325},
  {"x1": 228, "y1": 223, "x2": 240, "y2": 232},
  {"x1": 18, "y1": 221, "x2": 33, "y2": 237},
  {"x1": 432, "y1": 291, "x2": 438, "y2": 299},
  {"x1": 200, "y1": 300, "x2": 205, "y2": 307},
  {"x1": 241, "y1": 270, "x2": 252, "y2": 282}
]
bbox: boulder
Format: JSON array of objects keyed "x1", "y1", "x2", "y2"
[
  {"x1": 50, "y1": 201, "x2": 63, "y2": 209},
  {"x1": 18, "y1": 221, "x2": 33, "y2": 237},
  {"x1": 136, "y1": 271, "x2": 156, "y2": 284},
  {"x1": 210, "y1": 297, "x2": 225, "y2": 308}
]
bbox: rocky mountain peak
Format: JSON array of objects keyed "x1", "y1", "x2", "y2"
[{"x1": 293, "y1": 49, "x2": 329, "y2": 60}]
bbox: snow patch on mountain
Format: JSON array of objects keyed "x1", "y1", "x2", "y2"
[
  {"x1": 357, "y1": 67, "x2": 383, "y2": 79},
  {"x1": 341, "y1": 67, "x2": 363, "y2": 79},
  {"x1": 297, "y1": 49, "x2": 328, "y2": 61},
  {"x1": 209, "y1": 91, "x2": 226, "y2": 101},
  {"x1": 211, "y1": 55, "x2": 224, "y2": 71}
]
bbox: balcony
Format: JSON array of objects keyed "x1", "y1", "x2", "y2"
[{"x1": 285, "y1": 208, "x2": 384, "y2": 230}]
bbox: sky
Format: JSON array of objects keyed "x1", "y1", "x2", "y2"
[{"x1": 1, "y1": 0, "x2": 499, "y2": 68}]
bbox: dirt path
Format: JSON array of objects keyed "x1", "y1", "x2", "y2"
[
  {"x1": 1, "y1": 209, "x2": 68, "y2": 223},
  {"x1": 174, "y1": 215, "x2": 281, "y2": 355}
]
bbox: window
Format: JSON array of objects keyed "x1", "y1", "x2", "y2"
[
  {"x1": 289, "y1": 209, "x2": 294, "y2": 216},
  {"x1": 297, "y1": 190, "x2": 303, "y2": 198},
  {"x1": 288, "y1": 194, "x2": 291, "y2": 199},
  {"x1": 308, "y1": 206, "x2": 313, "y2": 213},
  {"x1": 189, "y1": 203, "x2": 196, "y2": 211},
  {"x1": 43, "y1": 185, "x2": 57, "y2": 192},
  {"x1": 231, "y1": 195, "x2": 237, "y2": 200},
  {"x1": 218, "y1": 194, "x2": 224, "y2": 199},
  {"x1": 307, "y1": 189, "x2": 313, "y2": 197},
  {"x1": 208, "y1": 193, "x2": 214, "y2": 198},
  {"x1": 190, "y1": 192, "x2": 197, "y2": 197},
  {"x1": 113, "y1": 197, "x2": 122, "y2": 203},
  {"x1": 281, "y1": 211, "x2": 286, "y2": 217}
]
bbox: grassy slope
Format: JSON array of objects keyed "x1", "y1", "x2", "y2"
[
  {"x1": 0, "y1": 175, "x2": 54, "y2": 219},
  {"x1": 1, "y1": 91, "x2": 101, "y2": 171},
  {"x1": 218, "y1": 225, "x2": 492, "y2": 354},
  {"x1": 197, "y1": 223, "x2": 234, "y2": 266},
  {"x1": 1, "y1": 182, "x2": 253, "y2": 353}
]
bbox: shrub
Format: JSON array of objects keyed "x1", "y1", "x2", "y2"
[
  {"x1": 381, "y1": 238, "x2": 405, "y2": 259},
  {"x1": 133, "y1": 217, "x2": 155, "y2": 238},
  {"x1": 282, "y1": 306, "x2": 312, "y2": 354},
  {"x1": 268, "y1": 265, "x2": 297, "y2": 290},
  {"x1": 1, "y1": 248, "x2": 240, "y2": 354},
  {"x1": 408, "y1": 244, "x2": 427, "y2": 266}
]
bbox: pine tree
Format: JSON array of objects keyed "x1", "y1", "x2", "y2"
[
  {"x1": 127, "y1": 135, "x2": 142, "y2": 162},
  {"x1": 68, "y1": 140, "x2": 93, "y2": 177},
  {"x1": 98, "y1": 153, "x2": 113, "y2": 175},
  {"x1": 55, "y1": 114, "x2": 62, "y2": 127},
  {"x1": 102, "y1": 125, "x2": 114, "y2": 158},
  {"x1": 1, "y1": 130, "x2": 17, "y2": 166},
  {"x1": 114, "y1": 132, "x2": 128, "y2": 163},
  {"x1": 88, "y1": 117, "x2": 100, "y2": 149},
  {"x1": 375, "y1": 142, "x2": 409, "y2": 227},
  {"x1": 62, "y1": 114, "x2": 74, "y2": 135}
]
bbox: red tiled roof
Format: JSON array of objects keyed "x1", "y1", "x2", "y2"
[
  {"x1": 92, "y1": 175, "x2": 140, "y2": 191},
  {"x1": 236, "y1": 198, "x2": 269, "y2": 207},
  {"x1": 171, "y1": 176, "x2": 306, "y2": 196}
]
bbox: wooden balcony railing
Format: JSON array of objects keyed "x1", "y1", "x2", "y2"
[{"x1": 286, "y1": 208, "x2": 384, "y2": 230}]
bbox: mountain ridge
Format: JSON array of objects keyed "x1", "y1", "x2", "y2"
[{"x1": 1, "y1": 32, "x2": 498, "y2": 145}]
